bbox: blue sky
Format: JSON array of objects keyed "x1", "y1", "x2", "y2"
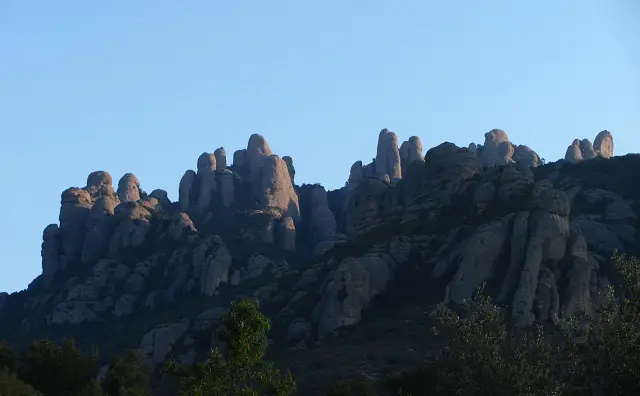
[{"x1": 0, "y1": 0, "x2": 638, "y2": 293}]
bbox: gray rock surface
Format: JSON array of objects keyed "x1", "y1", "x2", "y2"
[
  {"x1": 217, "y1": 169, "x2": 235, "y2": 207},
  {"x1": 594, "y1": 130, "x2": 614, "y2": 158},
  {"x1": 283, "y1": 156, "x2": 296, "y2": 185},
  {"x1": 348, "y1": 161, "x2": 364, "y2": 187},
  {"x1": 196, "y1": 152, "x2": 217, "y2": 209},
  {"x1": 117, "y1": 173, "x2": 141, "y2": 203},
  {"x1": 376, "y1": 129, "x2": 402, "y2": 183},
  {"x1": 480, "y1": 129, "x2": 510, "y2": 167},
  {"x1": 580, "y1": 139, "x2": 598, "y2": 160},
  {"x1": 256, "y1": 155, "x2": 300, "y2": 221},
  {"x1": 59, "y1": 187, "x2": 93, "y2": 262},
  {"x1": 399, "y1": 136, "x2": 423, "y2": 177},
  {"x1": 277, "y1": 217, "x2": 296, "y2": 252},
  {"x1": 513, "y1": 145, "x2": 541, "y2": 168},
  {"x1": 564, "y1": 139, "x2": 583, "y2": 163},
  {"x1": 233, "y1": 149, "x2": 247, "y2": 169},
  {"x1": 41, "y1": 224, "x2": 62, "y2": 281},
  {"x1": 178, "y1": 170, "x2": 196, "y2": 211},
  {"x1": 82, "y1": 195, "x2": 118, "y2": 264},
  {"x1": 138, "y1": 319, "x2": 190, "y2": 368},
  {"x1": 214, "y1": 147, "x2": 227, "y2": 170}
]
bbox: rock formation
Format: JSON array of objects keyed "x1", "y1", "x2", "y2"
[
  {"x1": 594, "y1": 130, "x2": 614, "y2": 158},
  {"x1": 178, "y1": 170, "x2": 196, "y2": 211},
  {"x1": 283, "y1": 156, "x2": 296, "y2": 185},
  {"x1": 375, "y1": 129, "x2": 402, "y2": 184},
  {"x1": 513, "y1": 145, "x2": 541, "y2": 168},
  {"x1": 565, "y1": 131, "x2": 615, "y2": 163},
  {"x1": 480, "y1": 129, "x2": 511, "y2": 167},
  {"x1": 214, "y1": 147, "x2": 227, "y2": 170},
  {"x1": 196, "y1": 152, "x2": 217, "y2": 209},
  {"x1": 399, "y1": 136, "x2": 424, "y2": 177},
  {"x1": 1, "y1": 128, "x2": 635, "y2": 396},
  {"x1": 117, "y1": 173, "x2": 141, "y2": 203}
]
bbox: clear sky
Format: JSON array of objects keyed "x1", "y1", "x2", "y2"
[{"x1": 0, "y1": 0, "x2": 638, "y2": 293}]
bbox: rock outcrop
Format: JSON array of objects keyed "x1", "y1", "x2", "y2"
[
  {"x1": 399, "y1": 136, "x2": 424, "y2": 177},
  {"x1": 117, "y1": 173, "x2": 141, "y2": 203},
  {"x1": 565, "y1": 131, "x2": 615, "y2": 163},
  {"x1": 376, "y1": 129, "x2": 402, "y2": 184},
  {"x1": 513, "y1": 145, "x2": 541, "y2": 168},
  {"x1": 594, "y1": 130, "x2": 614, "y2": 158},
  {"x1": 2, "y1": 128, "x2": 636, "y2": 396},
  {"x1": 214, "y1": 147, "x2": 227, "y2": 170}
]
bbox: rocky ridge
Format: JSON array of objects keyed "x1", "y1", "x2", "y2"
[{"x1": 1, "y1": 128, "x2": 638, "y2": 393}]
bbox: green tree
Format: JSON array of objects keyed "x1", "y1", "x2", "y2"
[
  {"x1": 166, "y1": 298, "x2": 296, "y2": 396},
  {"x1": 18, "y1": 338, "x2": 100, "y2": 396},
  {"x1": 560, "y1": 251, "x2": 640, "y2": 396},
  {"x1": 0, "y1": 369, "x2": 42, "y2": 396},
  {"x1": 390, "y1": 286, "x2": 563, "y2": 396},
  {"x1": 0, "y1": 342, "x2": 15, "y2": 372},
  {"x1": 101, "y1": 349, "x2": 150, "y2": 396}
]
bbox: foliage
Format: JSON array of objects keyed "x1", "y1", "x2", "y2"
[
  {"x1": 101, "y1": 349, "x2": 150, "y2": 396},
  {"x1": 18, "y1": 338, "x2": 100, "y2": 396},
  {"x1": 560, "y1": 251, "x2": 640, "y2": 396},
  {"x1": 389, "y1": 285, "x2": 563, "y2": 396},
  {"x1": 166, "y1": 298, "x2": 296, "y2": 396},
  {"x1": 0, "y1": 369, "x2": 42, "y2": 396},
  {"x1": 0, "y1": 342, "x2": 15, "y2": 372},
  {"x1": 326, "y1": 377, "x2": 375, "y2": 396}
]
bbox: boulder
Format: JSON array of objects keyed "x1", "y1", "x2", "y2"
[
  {"x1": 513, "y1": 145, "x2": 541, "y2": 168},
  {"x1": 117, "y1": 173, "x2": 141, "y2": 203},
  {"x1": 594, "y1": 130, "x2": 614, "y2": 158},
  {"x1": 399, "y1": 136, "x2": 423, "y2": 177},
  {"x1": 480, "y1": 129, "x2": 510, "y2": 167},
  {"x1": 564, "y1": 139, "x2": 583, "y2": 163},
  {"x1": 138, "y1": 319, "x2": 190, "y2": 368},
  {"x1": 82, "y1": 195, "x2": 118, "y2": 264}
]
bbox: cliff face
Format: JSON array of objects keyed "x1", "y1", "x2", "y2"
[{"x1": 1, "y1": 129, "x2": 638, "y2": 393}]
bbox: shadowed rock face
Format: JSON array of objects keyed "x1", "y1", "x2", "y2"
[
  {"x1": 214, "y1": 148, "x2": 227, "y2": 171},
  {"x1": 87, "y1": 171, "x2": 112, "y2": 188},
  {"x1": 565, "y1": 131, "x2": 615, "y2": 163},
  {"x1": 282, "y1": 156, "x2": 295, "y2": 185},
  {"x1": 400, "y1": 136, "x2": 424, "y2": 177},
  {"x1": 513, "y1": 145, "x2": 541, "y2": 168},
  {"x1": 178, "y1": 170, "x2": 196, "y2": 211},
  {"x1": 4, "y1": 129, "x2": 636, "y2": 396},
  {"x1": 481, "y1": 129, "x2": 511, "y2": 167},
  {"x1": 196, "y1": 153, "x2": 217, "y2": 209},
  {"x1": 376, "y1": 128, "x2": 402, "y2": 184},
  {"x1": 565, "y1": 140, "x2": 583, "y2": 163}
]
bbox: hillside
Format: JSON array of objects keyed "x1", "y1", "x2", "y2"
[{"x1": 0, "y1": 128, "x2": 637, "y2": 395}]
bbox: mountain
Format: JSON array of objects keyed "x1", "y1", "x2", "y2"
[{"x1": 0, "y1": 128, "x2": 637, "y2": 395}]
